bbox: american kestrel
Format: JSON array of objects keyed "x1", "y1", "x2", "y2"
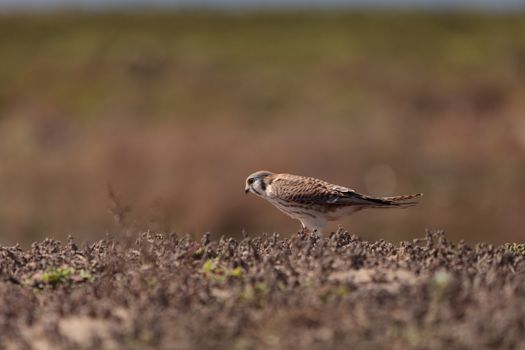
[{"x1": 245, "y1": 170, "x2": 422, "y2": 234}]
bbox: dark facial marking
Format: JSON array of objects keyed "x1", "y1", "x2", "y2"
[{"x1": 260, "y1": 181, "x2": 266, "y2": 191}]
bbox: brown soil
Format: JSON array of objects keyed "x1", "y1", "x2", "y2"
[{"x1": 1, "y1": 230, "x2": 524, "y2": 349}]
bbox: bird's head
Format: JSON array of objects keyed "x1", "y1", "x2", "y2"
[{"x1": 245, "y1": 170, "x2": 274, "y2": 197}]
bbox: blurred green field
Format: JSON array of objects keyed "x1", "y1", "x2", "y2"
[
  {"x1": 1, "y1": 13, "x2": 525, "y2": 121},
  {"x1": 0, "y1": 12, "x2": 524, "y2": 245}
]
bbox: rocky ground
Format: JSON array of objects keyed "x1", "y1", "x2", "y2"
[{"x1": 1, "y1": 230, "x2": 525, "y2": 349}]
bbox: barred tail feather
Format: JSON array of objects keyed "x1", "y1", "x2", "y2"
[
  {"x1": 348, "y1": 192, "x2": 422, "y2": 208},
  {"x1": 379, "y1": 193, "x2": 423, "y2": 207},
  {"x1": 382, "y1": 193, "x2": 423, "y2": 202}
]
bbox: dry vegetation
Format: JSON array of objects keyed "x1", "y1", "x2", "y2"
[{"x1": 1, "y1": 230, "x2": 525, "y2": 349}]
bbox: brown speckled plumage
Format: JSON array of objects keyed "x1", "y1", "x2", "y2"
[
  {"x1": 267, "y1": 173, "x2": 420, "y2": 207},
  {"x1": 245, "y1": 170, "x2": 422, "y2": 233}
]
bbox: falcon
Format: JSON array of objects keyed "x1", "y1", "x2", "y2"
[{"x1": 245, "y1": 170, "x2": 422, "y2": 234}]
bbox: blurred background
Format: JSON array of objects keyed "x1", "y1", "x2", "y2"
[{"x1": 0, "y1": 0, "x2": 524, "y2": 246}]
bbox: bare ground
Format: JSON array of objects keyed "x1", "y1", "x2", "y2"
[{"x1": 1, "y1": 230, "x2": 525, "y2": 349}]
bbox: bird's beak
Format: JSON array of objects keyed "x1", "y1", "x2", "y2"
[{"x1": 245, "y1": 186, "x2": 250, "y2": 194}]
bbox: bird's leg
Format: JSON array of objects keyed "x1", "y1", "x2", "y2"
[
  {"x1": 298, "y1": 222, "x2": 312, "y2": 238},
  {"x1": 299, "y1": 223, "x2": 308, "y2": 236},
  {"x1": 299, "y1": 221, "x2": 321, "y2": 239}
]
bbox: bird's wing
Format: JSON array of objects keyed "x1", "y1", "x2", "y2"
[
  {"x1": 271, "y1": 174, "x2": 421, "y2": 207},
  {"x1": 269, "y1": 174, "x2": 359, "y2": 205}
]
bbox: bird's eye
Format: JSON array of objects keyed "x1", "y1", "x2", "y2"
[{"x1": 247, "y1": 178, "x2": 254, "y2": 185}]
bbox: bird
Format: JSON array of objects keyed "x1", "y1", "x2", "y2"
[{"x1": 245, "y1": 170, "x2": 422, "y2": 234}]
